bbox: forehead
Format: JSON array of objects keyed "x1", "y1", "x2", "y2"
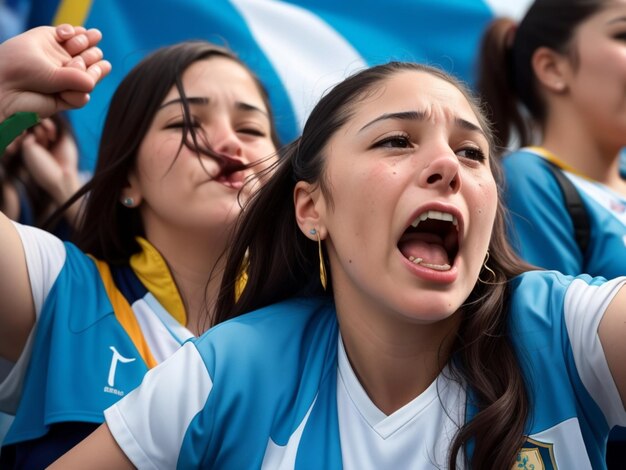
[
  {"x1": 577, "y1": 1, "x2": 626, "y2": 30},
  {"x1": 344, "y1": 70, "x2": 481, "y2": 131},
  {"x1": 160, "y1": 56, "x2": 266, "y2": 107}
]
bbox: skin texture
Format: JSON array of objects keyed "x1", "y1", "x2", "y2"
[
  {"x1": 538, "y1": 0, "x2": 626, "y2": 191},
  {"x1": 120, "y1": 57, "x2": 277, "y2": 331},
  {"x1": 0, "y1": 24, "x2": 111, "y2": 121},
  {"x1": 295, "y1": 71, "x2": 496, "y2": 412},
  {"x1": 124, "y1": 57, "x2": 276, "y2": 241}
]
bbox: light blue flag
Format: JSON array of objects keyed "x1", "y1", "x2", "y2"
[{"x1": 21, "y1": 0, "x2": 532, "y2": 170}]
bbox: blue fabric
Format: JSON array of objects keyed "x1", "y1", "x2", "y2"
[
  {"x1": 2, "y1": 244, "x2": 149, "y2": 459},
  {"x1": 503, "y1": 149, "x2": 626, "y2": 444},
  {"x1": 171, "y1": 272, "x2": 615, "y2": 468},
  {"x1": 179, "y1": 297, "x2": 340, "y2": 468},
  {"x1": 503, "y1": 149, "x2": 626, "y2": 279}
]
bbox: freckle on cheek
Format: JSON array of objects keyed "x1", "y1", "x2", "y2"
[{"x1": 348, "y1": 259, "x2": 352, "y2": 263}]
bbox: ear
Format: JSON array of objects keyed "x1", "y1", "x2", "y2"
[
  {"x1": 119, "y1": 169, "x2": 142, "y2": 208},
  {"x1": 294, "y1": 181, "x2": 326, "y2": 240},
  {"x1": 531, "y1": 46, "x2": 569, "y2": 94}
]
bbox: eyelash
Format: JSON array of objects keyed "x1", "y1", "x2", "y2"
[
  {"x1": 165, "y1": 121, "x2": 200, "y2": 129},
  {"x1": 457, "y1": 146, "x2": 486, "y2": 162},
  {"x1": 373, "y1": 134, "x2": 486, "y2": 162},
  {"x1": 372, "y1": 133, "x2": 412, "y2": 148},
  {"x1": 164, "y1": 121, "x2": 266, "y2": 138},
  {"x1": 239, "y1": 128, "x2": 266, "y2": 137}
]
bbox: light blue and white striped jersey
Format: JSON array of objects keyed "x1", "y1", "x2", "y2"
[{"x1": 106, "y1": 272, "x2": 626, "y2": 469}]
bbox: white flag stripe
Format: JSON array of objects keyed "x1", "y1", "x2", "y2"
[{"x1": 230, "y1": 0, "x2": 367, "y2": 130}]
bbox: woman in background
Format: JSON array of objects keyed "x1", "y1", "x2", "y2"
[{"x1": 0, "y1": 37, "x2": 278, "y2": 468}]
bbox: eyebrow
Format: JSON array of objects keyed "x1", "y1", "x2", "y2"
[
  {"x1": 607, "y1": 16, "x2": 626, "y2": 25},
  {"x1": 358, "y1": 110, "x2": 486, "y2": 138},
  {"x1": 158, "y1": 96, "x2": 268, "y2": 116}
]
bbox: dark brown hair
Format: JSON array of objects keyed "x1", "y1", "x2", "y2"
[
  {"x1": 216, "y1": 61, "x2": 535, "y2": 468},
  {"x1": 477, "y1": 0, "x2": 607, "y2": 150},
  {"x1": 57, "y1": 40, "x2": 280, "y2": 263}
]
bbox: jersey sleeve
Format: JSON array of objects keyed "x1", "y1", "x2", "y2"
[
  {"x1": 502, "y1": 152, "x2": 583, "y2": 272},
  {"x1": 104, "y1": 341, "x2": 213, "y2": 469},
  {"x1": 564, "y1": 277, "x2": 626, "y2": 428},
  {"x1": 0, "y1": 222, "x2": 66, "y2": 413}
]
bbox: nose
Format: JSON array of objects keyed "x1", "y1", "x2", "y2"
[
  {"x1": 210, "y1": 121, "x2": 244, "y2": 160},
  {"x1": 418, "y1": 148, "x2": 461, "y2": 193}
]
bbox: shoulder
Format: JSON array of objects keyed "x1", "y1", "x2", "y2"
[
  {"x1": 502, "y1": 148, "x2": 546, "y2": 170},
  {"x1": 502, "y1": 149, "x2": 559, "y2": 189},
  {"x1": 193, "y1": 296, "x2": 338, "y2": 391},
  {"x1": 198, "y1": 297, "x2": 336, "y2": 349},
  {"x1": 508, "y1": 271, "x2": 623, "y2": 331}
]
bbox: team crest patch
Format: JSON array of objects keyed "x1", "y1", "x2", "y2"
[{"x1": 513, "y1": 437, "x2": 556, "y2": 470}]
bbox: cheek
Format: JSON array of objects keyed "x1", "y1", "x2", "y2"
[
  {"x1": 472, "y1": 179, "x2": 498, "y2": 222},
  {"x1": 250, "y1": 140, "x2": 278, "y2": 160},
  {"x1": 139, "y1": 138, "x2": 191, "y2": 179}
]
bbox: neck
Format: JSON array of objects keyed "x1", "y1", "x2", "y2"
[
  {"x1": 542, "y1": 105, "x2": 626, "y2": 192},
  {"x1": 337, "y1": 298, "x2": 459, "y2": 415},
  {"x1": 146, "y1": 226, "x2": 231, "y2": 334}
]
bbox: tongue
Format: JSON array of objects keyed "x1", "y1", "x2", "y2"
[{"x1": 398, "y1": 237, "x2": 450, "y2": 266}]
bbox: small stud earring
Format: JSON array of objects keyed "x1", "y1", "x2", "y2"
[
  {"x1": 122, "y1": 197, "x2": 135, "y2": 207},
  {"x1": 309, "y1": 228, "x2": 317, "y2": 235}
]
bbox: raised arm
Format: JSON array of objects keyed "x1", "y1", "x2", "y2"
[
  {"x1": 0, "y1": 24, "x2": 111, "y2": 122},
  {"x1": 0, "y1": 25, "x2": 110, "y2": 360},
  {"x1": 599, "y1": 285, "x2": 626, "y2": 408}
]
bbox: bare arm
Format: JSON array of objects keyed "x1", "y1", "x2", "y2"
[
  {"x1": 49, "y1": 423, "x2": 135, "y2": 469},
  {"x1": 0, "y1": 212, "x2": 35, "y2": 361},
  {"x1": 598, "y1": 285, "x2": 626, "y2": 408}
]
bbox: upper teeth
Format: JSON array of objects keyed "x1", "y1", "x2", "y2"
[{"x1": 411, "y1": 210, "x2": 458, "y2": 229}]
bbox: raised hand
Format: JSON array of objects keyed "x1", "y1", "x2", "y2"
[{"x1": 0, "y1": 24, "x2": 111, "y2": 121}]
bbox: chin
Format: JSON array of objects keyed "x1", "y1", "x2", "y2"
[{"x1": 400, "y1": 295, "x2": 463, "y2": 323}]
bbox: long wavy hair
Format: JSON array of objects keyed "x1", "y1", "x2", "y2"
[
  {"x1": 477, "y1": 0, "x2": 607, "y2": 150},
  {"x1": 54, "y1": 40, "x2": 280, "y2": 263},
  {"x1": 215, "y1": 62, "x2": 535, "y2": 468}
]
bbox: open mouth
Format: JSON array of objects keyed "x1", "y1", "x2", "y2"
[
  {"x1": 215, "y1": 169, "x2": 245, "y2": 189},
  {"x1": 397, "y1": 210, "x2": 459, "y2": 271},
  {"x1": 213, "y1": 155, "x2": 247, "y2": 189}
]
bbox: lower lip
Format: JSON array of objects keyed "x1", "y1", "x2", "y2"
[
  {"x1": 401, "y1": 253, "x2": 459, "y2": 284},
  {"x1": 217, "y1": 179, "x2": 244, "y2": 190}
]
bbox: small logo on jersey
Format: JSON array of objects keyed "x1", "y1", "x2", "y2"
[
  {"x1": 513, "y1": 437, "x2": 556, "y2": 470},
  {"x1": 104, "y1": 346, "x2": 136, "y2": 396}
]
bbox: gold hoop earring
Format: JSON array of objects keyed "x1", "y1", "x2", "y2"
[
  {"x1": 478, "y1": 250, "x2": 496, "y2": 284},
  {"x1": 310, "y1": 228, "x2": 327, "y2": 290}
]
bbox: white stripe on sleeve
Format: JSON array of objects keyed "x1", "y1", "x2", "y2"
[
  {"x1": 105, "y1": 341, "x2": 213, "y2": 469},
  {"x1": 564, "y1": 277, "x2": 626, "y2": 428},
  {"x1": 12, "y1": 221, "x2": 66, "y2": 316}
]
